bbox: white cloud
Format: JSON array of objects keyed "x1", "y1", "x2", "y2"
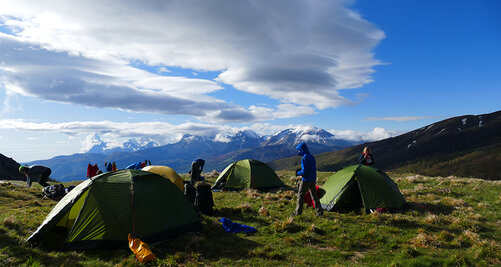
[
  {"x1": 0, "y1": 0, "x2": 384, "y2": 117},
  {"x1": 81, "y1": 132, "x2": 103, "y2": 152},
  {"x1": 329, "y1": 127, "x2": 401, "y2": 142},
  {"x1": 365, "y1": 116, "x2": 436, "y2": 122},
  {"x1": 0, "y1": 34, "x2": 256, "y2": 121},
  {"x1": 0, "y1": 118, "x2": 238, "y2": 146}
]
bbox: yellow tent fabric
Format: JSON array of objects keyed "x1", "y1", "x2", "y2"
[{"x1": 142, "y1": 165, "x2": 185, "y2": 191}]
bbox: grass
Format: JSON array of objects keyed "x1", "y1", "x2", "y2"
[{"x1": 0, "y1": 171, "x2": 500, "y2": 266}]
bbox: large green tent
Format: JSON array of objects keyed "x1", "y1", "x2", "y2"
[
  {"x1": 320, "y1": 165, "x2": 407, "y2": 212},
  {"x1": 212, "y1": 159, "x2": 285, "y2": 190},
  {"x1": 26, "y1": 169, "x2": 201, "y2": 250}
]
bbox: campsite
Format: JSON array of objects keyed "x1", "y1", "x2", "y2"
[
  {"x1": 1, "y1": 168, "x2": 500, "y2": 266},
  {"x1": 0, "y1": 1, "x2": 500, "y2": 266}
]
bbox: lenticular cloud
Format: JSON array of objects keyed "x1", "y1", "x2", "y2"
[{"x1": 0, "y1": 0, "x2": 384, "y2": 120}]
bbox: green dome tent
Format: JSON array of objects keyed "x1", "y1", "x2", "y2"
[
  {"x1": 26, "y1": 169, "x2": 201, "y2": 250},
  {"x1": 320, "y1": 165, "x2": 407, "y2": 212},
  {"x1": 212, "y1": 159, "x2": 285, "y2": 190}
]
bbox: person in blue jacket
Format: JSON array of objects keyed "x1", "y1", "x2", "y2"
[{"x1": 292, "y1": 143, "x2": 323, "y2": 216}]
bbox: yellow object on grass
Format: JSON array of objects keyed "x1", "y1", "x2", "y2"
[{"x1": 128, "y1": 234, "x2": 156, "y2": 263}]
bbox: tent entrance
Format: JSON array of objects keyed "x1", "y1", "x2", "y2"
[{"x1": 332, "y1": 180, "x2": 363, "y2": 212}]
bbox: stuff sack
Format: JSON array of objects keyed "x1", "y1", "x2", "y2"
[
  {"x1": 195, "y1": 182, "x2": 215, "y2": 215},
  {"x1": 42, "y1": 184, "x2": 65, "y2": 200},
  {"x1": 128, "y1": 234, "x2": 156, "y2": 263}
]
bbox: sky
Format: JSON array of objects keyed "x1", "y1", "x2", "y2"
[{"x1": 0, "y1": 0, "x2": 499, "y2": 162}]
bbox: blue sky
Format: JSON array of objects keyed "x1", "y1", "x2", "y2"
[{"x1": 0, "y1": 0, "x2": 499, "y2": 162}]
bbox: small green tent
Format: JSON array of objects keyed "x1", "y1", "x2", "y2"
[
  {"x1": 320, "y1": 165, "x2": 407, "y2": 212},
  {"x1": 212, "y1": 159, "x2": 285, "y2": 190},
  {"x1": 26, "y1": 169, "x2": 201, "y2": 250}
]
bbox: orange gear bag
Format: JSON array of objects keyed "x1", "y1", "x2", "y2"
[{"x1": 128, "y1": 234, "x2": 157, "y2": 263}]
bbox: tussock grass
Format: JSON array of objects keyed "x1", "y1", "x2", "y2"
[{"x1": 0, "y1": 173, "x2": 500, "y2": 266}]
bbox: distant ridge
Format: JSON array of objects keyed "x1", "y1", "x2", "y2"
[
  {"x1": 269, "y1": 110, "x2": 501, "y2": 180},
  {"x1": 25, "y1": 127, "x2": 357, "y2": 181}
]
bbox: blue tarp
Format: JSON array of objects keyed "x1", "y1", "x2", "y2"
[{"x1": 218, "y1": 217, "x2": 257, "y2": 233}]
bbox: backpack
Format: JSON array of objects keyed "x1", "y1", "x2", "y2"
[
  {"x1": 42, "y1": 184, "x2": 65, "y2": 200},
  {"x1": 184, "y1": 181, "x2": 196, "y2": 203},
  {"x1": 195, "y1": 182, "x2": 215, "y2": 215}
]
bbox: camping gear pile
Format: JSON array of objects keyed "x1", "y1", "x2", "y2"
[{"x1": 42, "y1": 184, "x2": 75, "y2": 200}]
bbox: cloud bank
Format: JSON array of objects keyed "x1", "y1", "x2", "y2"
[
  {"x1": 365, "y1": 116, "x2": 439, "y2": 122},
  {"x1": 0, "y1": 119, "x2": 398, "y2": 153},
  {"x1": 0, "y1": 0, "x2": 384, "y2": 122},
  {"x1": 330, "y1": 127, "x2": 401, "y2": 142}
]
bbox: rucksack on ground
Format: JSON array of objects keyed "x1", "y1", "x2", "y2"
[
  {"x1": 42, "y1": 184, "x2": 65, "y2": 200},
  {"x1": 184, "y1": 181, "x2": 196, "y2": 203},
  {"x1": 195, "y1": 182, "x2": 214, "y2": 215}
]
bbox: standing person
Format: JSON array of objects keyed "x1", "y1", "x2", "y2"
[
  {"x1": 293, "y1": 143, "x2": 323, "y2": 216},
  {"x1": 140, "y1": 159, "x2": 150, "y2": 168},
  {"x1": 19, "y1": 165, "x2": 51, "y2": 187},
  {"x1": 112, "y1": 162, "x2": 117, "y2": 171},
  {"x1": 359, "y1": 147, "x2": 375, "y2": 166},
  {"x1": 189, "y1": 159, "x2": 205, "y2": 184},
  {"x1": 87, "y1": 163, "x2": 99, "y2": 178},
  {"x1": 105, "y1": 162, "x2": 113, "y2": 172}
]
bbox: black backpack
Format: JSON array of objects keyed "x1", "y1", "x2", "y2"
[
  {"x1": 195, "y1": 182, "x2": 215, "y2": 215},
  {"x1": 42, "y1": 184, "x2": 65, "y2": 200},
  {"x1": 184, "y1": 181, "x2": 196, "y2": 203}
]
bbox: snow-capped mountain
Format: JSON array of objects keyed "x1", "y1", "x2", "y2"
[
  {"x1": 175, "y1": 130, "x2": 264, "y2": 152},
  {"x1": 87, "y1": 137, "x2": 158, "y2": 154},
  {"x1": 36, "y1": 127, "x2": 356, "y2": 181},
  {"x1": 262, "y1": 126, "x2": 353, "y2": 147}
]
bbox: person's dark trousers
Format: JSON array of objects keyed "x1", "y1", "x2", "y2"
[
  {"x1": 295, "y1": 180, "x2": 323, "y2": 215},
  {"x1": 39, "y1": 169, "x2": 51, "y2": 187},
  {"x1": 26, "y1": 175, "x2": 32, "y2": 187}
]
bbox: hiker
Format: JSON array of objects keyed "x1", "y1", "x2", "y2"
[
  {"x1": 112, "y1": 162, "x2": 118, "y2": 171},
  {"x1": 189, "y1": 158, "x2": 205, "y2": 184},
  {"x1": 292, "y1": 143, "x2": 323, "y2": 216},
  {"x1": 359, "y1": 147, "x2": 374, "y2": 166},
  {"x1": 19, "y1": 165, "x2": 51, "y2": 187},
  {"x1": 140, "y1": 159, "x2": 151, "y2": 168},
  {"x1": 105, "y1": 162, "x2": 113, "y2": 172},
  {"x1": 87, "y1": 163, "x2": 100, "y2": 178}
]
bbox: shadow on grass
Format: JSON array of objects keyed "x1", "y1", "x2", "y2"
[
  {"x1": 153, "y1": 221, "x2": 261, "y2": 261},
  {"x1": 0, "y1": 228, "x2": 87, "y2": 266},
  {"x1": 27, "y1": 218, "x2": 261, "y2": 264},
  {"x1": 0, "y1": 228, "x2": 20, "y2": 248},
  {"x1": 407, "y1": 202, "x2": 455, "y2": 215}
]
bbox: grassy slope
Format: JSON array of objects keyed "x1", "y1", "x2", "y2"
[{"x1": 1, "y1": 172, "x2": 500, "y2": 266}]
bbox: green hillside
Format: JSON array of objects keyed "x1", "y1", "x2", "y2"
[
  {"x1": 270, "y1": 111, "x2": 501, "y2": 180},
  {"x1": 1, "y1": 172, "x2": 500, "y2": 266}
]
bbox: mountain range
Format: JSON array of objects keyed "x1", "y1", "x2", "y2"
[
  {"x1": 2, "y1": 110, "x2": 500, "y2": 182},
  {"x1": 0, "y1": 126, "x2": 357, "y2": 182},
  {"x1": 269, "y1": 110, "x2": 501, "y2": 180}
]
